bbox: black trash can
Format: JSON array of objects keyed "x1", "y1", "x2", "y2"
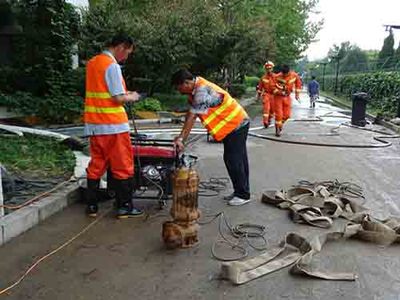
[{"x1": 351, "y1": 92, "x2": 369, "y2": 127}]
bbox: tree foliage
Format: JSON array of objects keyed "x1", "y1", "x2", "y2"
[
  {"x1": 1, "y1": 0, "x2": 83, "y2": 123},
  {"x1": 340, "y1": 46, "x2": 369, "y2": 73},
  {"x1": 378, "y1": 31, "x2": 395, "y2": 69},
  {"x1": 80, "y1": 0, "x2": 321, "y2": 89},
  {"x1": 264, "y1": 0, "x2": 322, "y2": 65}
]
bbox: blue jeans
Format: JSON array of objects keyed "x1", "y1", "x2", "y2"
[{"x1": 222, "y1": 123, "x2": 250, "y2": 199}]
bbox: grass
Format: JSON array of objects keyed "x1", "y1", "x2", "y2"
[{"x1": 0, "y1": 134, "x2": 75, "y2": 179}]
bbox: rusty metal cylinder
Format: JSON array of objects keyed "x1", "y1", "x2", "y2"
[
  {"x1": 162, "y1": 167, "x2": 200, "y2": 249},
  {"x1": 170, "y1": 167, "x2": 200, "y2": 223}
]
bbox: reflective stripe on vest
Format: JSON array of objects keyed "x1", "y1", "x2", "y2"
[
  {"x1": 193, "y1": 77, "x2": 247, "y2": 141},
  {"x1": 86, "y1": 91, "x2": 112, "y2": 99},
  {"x1": 85, "y1": 105, "x2": 126, "y2": 114},
  {"x1": 84, "y1": 53, "x2": 128, "y2": 125}
]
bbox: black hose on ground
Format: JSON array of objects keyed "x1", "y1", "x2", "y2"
[{"x1": 249, "y1": 121, "x2": 400, "y2": 148}]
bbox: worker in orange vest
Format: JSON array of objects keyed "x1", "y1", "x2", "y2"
[
  {"x1": 272, "y1": 64, "x2": 302, "y2": 137},
  {"x1": 256, "y1": 61, "x2": 276, "y2": 128},
  {"x1": 171, "y1": 69, "x2": 251, "y2": 206},
  {"x1": 84, "y1": 34, "x2": 144, "y2": 218}
]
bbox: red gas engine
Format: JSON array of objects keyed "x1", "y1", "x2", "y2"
[{"x1": 130, "y1": 135, "x2": 178, "y2": 207}]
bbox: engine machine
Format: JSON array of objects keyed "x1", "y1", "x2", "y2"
[{"x1": 130, "y1": 135, "x2": 177, "y2": 207}]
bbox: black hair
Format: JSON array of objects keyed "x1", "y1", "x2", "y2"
[
  {"x1": 311, "y1": 75, "x2": 316, "y2": 80},
  {"x1": 281, "y1": 64, "x2": 290, "y2": 74},
  {"x1": 171, "y1": 69, "x2": 195, "y2": 86},
  {"x1": 106, "y1": 33, "x2": 135, "y2": 49}
]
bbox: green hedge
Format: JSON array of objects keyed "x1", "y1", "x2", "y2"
[
  {"x1": 0, "y1": 68, "x2": 85, "y2": 124},
  {"x1": 132, "y1": 98, "x2": 162, "y2": 112},
  {"x1": 152, "y1": 93, "x2": 188, "y2": 112},
  {"x1": 324, "y1": 72, "x2": 400, "y2": 118},
  {"x1": 229, "y1": 83, "x2": 247, "y2": 98},
  {"x1": 245, "y1": 76, "x2": 260, "y2": 88}
]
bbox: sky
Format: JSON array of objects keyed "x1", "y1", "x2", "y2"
[
  {"x1": 67, "y1": 0, "x2": 89, "y2": 7},
  {"x1": 305, "y1": 0, "x2": 400, "y2": 61}
]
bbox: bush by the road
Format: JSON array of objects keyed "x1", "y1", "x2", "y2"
[
  {"x1": 324, "y1": 72, "x2": 400, "y2": 118},
  {"x1": 0, "y1": 68, "x2": 84, "y2": 124},
  {"x1": 132, "y1": 98, "x2": 162, "y2": 112},
  {"x1": 245, "y1": 76, "x2": 260, "y2": 88},
  {"x1": 229, "y1": 83, "x2": 247, "y2": 98}
]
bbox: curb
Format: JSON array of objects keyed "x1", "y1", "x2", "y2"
[
  {"x1": 322, "y1": 94, "x2": 400, "y2": 134},
  {"x1": 0, "y1": 181, "x2": 80, "y2": 246}
]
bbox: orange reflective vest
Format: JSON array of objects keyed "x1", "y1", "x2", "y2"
[
  {"x1": 273, "y1": 71, "x2": 302, "y2": 96},
  {"x1": 257, "y1": 73, "x2": 276, "y2": 96},
  {"x1": 84, "y1": 53, "x2": 129, "y2": 125},
  {"x1": 190, "y1": 77, "x2": 248, "y2": 141}
]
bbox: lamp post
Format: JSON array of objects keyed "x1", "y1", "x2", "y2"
[
  {"x1": 320, "y1": 62, "x2": 328, "y2": 91},
  {"x1": 329, "y1": 55, "x2": 341, "y2": 95}
]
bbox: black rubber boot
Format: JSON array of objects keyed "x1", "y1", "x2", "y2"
[
  {"x1": 275, "y1": 126, "x2": 281, "y2": 137},
  {"x1": 85, "y1": 179, "x2": 100, "y2": 217},
  {"x1": 115, "y1": 178, "x2": 144, "y2": 219}
]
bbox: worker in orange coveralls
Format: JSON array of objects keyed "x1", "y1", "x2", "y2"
[
  {"x1": 84, "y1": 34, "x2": 144, "y2": 219},
  {"x1": 272, "y1": 64, "x2": 302, "y2": 137},
  {"x1": 256, "y1": 61, "x2": 276, "y2": 128}
]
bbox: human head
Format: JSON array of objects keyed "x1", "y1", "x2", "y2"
[
  {"x1": 311, "y1": 75, "x2": 316, "y2": 80},
  {"x1": 106, "y1": 34, "x2": 136, "y2": 63},
  {"x1": 281, "y1": 64, "x2": 290, "y2": 75},
  {"x1": 171, "y1": 69, "x2": 196, "y2": 94},
  {"x1": 264, "y1": 61, "x2": 274, "y2": 73}
]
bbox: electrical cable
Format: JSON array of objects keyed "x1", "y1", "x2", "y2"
[
  {"x1": 295, "y1": 179, "x2": 365, "y2": 203},
  {"x1": 0, "y1": 178, "x2": 75, "y2": 210},
  {"x1": 0, "y1": 207, "x2": 112, "y2": 296},
  {"x1": 198, "y1": 211, "x2": 268, "y2": 261},
  {"x1": 198, "y1": 177, "x2": 229, "y2": 197}
]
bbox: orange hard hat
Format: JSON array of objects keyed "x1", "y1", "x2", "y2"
[{"x1": 264, "y1": 61, "x2": 274, "y2": 69}]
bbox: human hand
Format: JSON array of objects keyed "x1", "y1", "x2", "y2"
[
  {"x1": 126, "y1": 91, "x2": 140, "y2": 102},
  {"x1": 174, "y1": 137, "x2": 184, "y2": 152}
]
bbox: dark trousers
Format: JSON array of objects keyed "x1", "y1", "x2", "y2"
[{"x1": 222, "y1": 123, "x2": 250, "y2": 199}]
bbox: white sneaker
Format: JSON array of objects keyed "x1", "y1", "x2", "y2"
[
  {"x1": 223, "y1": 193, "x2": 235, "y2": 201},
  {"x1": 228, "y1": 197, "x2": 251, "y2": 206}
]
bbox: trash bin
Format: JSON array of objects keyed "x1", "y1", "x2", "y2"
[{"x1": 351, "y1": 92, "x2": 369, "y2": 127}]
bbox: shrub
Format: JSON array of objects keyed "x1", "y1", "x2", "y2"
[
  {"x1": 0, "y1": 68, "x2": 85, "y2": 124},
  {"x1": 132, "y1": 98, "x2": 163, "y2": 112},
  {"x1": 229, "y1": 83, "x2": 247, "y2": 98},
  {"x1": 324, "y1": 72, "x2": 400, "y2": 118},
  {"x1": 153, "y1": 93, "x2": 188, "y2": 112},
  {"x1": 245, "y1": 76, "x2": 260, "y2": 88}
]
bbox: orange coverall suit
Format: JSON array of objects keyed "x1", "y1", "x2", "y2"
[
  {"x1": 273, "y1": 71, "x2": 302, "y2": 131},
  {"x1": 257, "y1": 73, "x2": 276, "y2": 126}
]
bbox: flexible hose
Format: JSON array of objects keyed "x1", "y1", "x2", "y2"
[{"x1": 249, "y1": 121, "x2": 400, "y2": 148}]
